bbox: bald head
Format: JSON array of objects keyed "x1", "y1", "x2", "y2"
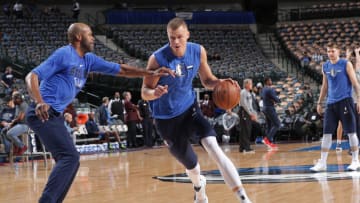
[
  {"x1": 67, "y1": 23, "x2": 95, "y2": 55},
  {"x1": 67, "y1": 23, "x2": 90, "y2": 44}
]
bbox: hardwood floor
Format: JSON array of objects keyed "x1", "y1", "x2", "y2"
[{"x1": 0, "y1": 142, "x2": 358, "y2": 203}]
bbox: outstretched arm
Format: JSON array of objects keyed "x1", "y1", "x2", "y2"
[
  {"x1": 118, "y1": 63, "x2": 173, "y2": 78},
  {"x1": 141, "y1": 55, "x2": 171, "y2": 101}
]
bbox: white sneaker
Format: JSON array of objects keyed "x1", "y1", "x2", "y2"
[
  {"x1": 310, "y1": 160, "x2": 327, "y2": 172},
  {"x1": 347, "y1": 161, "x2": 360, "y2": 171},
  {"x1": 194, "y1": 175, "x2": 208, "y2": 203}
]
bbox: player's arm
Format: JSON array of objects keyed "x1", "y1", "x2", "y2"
[
  {"x1": 317, "y1": 67, "x2": 328, "y2": 115},
  {"x1": 355, "y1": 47, "x2": 360, "y2": 70},
  {"x1": 118, "y1": 63, "x2": 171, "y2": 78},
  {"x1": 25, "y1": 72, "x2": 49, "y2": 121},
  {"x1": 346, "y1": 61, "x2": 360, "y2": 112},
  {"x1": 198, "y1": 46, "x2": 222, "y2": 90},
  {"x1": 198, "y1": 46, "x2": 239, "y2": 90},
  {"x1": 141, "y1": 55, "x2": 169, "y2": 101}
]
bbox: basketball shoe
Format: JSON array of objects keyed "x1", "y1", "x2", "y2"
[
  {"x1": 347, "y1": 160, "x2": 360, "y2": 171},
  {"x1": 194, "y1": 175, "x2": 208, "y2": 203},
  {"x1": 310, "y1": 159, "x2": 327, "y2": 172},
  {"x1": 262, "y1": 137, "x2": 278, "y2": 150}
]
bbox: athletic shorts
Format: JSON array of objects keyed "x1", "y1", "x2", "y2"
[
  {"x1": 323, "y1": 97, "x2": 356, "y2": 134},
  {"x1": 154, "y1": 101, "x2": 216, "y2": 147}
]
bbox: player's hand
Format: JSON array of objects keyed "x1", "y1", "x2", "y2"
[
  {"x1": 150, "y1": 67, "x2": 175, "y2": 77},
  {"x1": 316, "y1": 104, "x2": 323, "y2": 116},
  {"x1": 35, "y1": 102, "x2": 50, "y2": 122},
  {"x1": 220, "y1": 78, "x2": 240, "y2": 89},
  {"x1": 154, "y1": 85, "x2": 168, "y2": 98},
  {"x1": 250, "y1": 114, "x2": 257, "y2": 121}
]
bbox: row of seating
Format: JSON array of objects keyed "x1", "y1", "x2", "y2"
[
  {"x1": 105, "y1": 24, "x2": 284, "y2": 80},
  {"x1": 286, "y1": 1, "x2": 360, "y2": 21},
  {"x1": 276, "y1": 18, "x2": 360, "y2": 82}
]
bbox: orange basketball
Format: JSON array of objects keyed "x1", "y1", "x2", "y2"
[{"x1": 212, "y1": 80, "x2": 241, "y2": 110}]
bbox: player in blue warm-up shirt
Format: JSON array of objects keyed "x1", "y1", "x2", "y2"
[
  {"x1": 311, "y1": 43, "x2": 360, "y2": 172},
  {"x1": 25, "y1": 23, "x2": 171, "y2": 203},
  {"x1": 141, "y1": 17, "x2": 251, "y2": 203}
]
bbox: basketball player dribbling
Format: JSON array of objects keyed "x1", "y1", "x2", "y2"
[{"x1": 141, "y1": 17, "x2": 251, "y2": 203}]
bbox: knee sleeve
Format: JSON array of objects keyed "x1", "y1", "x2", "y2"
[
  {"x1": 348, "y1": 133, "x2": 359, "y2": 147},
  {"x1": 321, "y1": 134, "x2": 332, "y2": 150}
]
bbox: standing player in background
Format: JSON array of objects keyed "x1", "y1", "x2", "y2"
[
  {"x1": 25, "y1": 23, "x2": 172, "y2": 203},
  {"x1": 261, "y1": 77, "x2": 280, "y2": 147},
  {"x1": 310, "y1": 43, "x2": 360, "y2": 172},
  {"x1": 141, "y1": 17, "x2": 251, "y2": 203}
]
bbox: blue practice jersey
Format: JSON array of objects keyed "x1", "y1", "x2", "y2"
[
  {"x1": 323, "y1": 58, "x2": 352, "y2": 104},
  {"x1": 150, "y1": 42, "x2": 201, "y2": 119},
  {"x1": 32, "y1": 45, "x2": 120, "y2": 113}
]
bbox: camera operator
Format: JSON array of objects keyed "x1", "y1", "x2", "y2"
[{"x1": 301, "y1": 106, "x2": 322, "y2": 141}]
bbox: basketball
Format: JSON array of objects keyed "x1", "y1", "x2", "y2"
[{"x1": 212, "y1": 80, "x2": 241, "y2": 110}]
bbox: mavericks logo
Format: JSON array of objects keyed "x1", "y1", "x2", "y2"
[{"x1": 154, "y1": 164, "x2": 360, "y2": 184}]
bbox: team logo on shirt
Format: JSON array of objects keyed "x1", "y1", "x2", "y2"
[
  {"x1": 175, "y1": 63, "x2": 185, "y2": 77},
  {"x1": 327, "y1": 68, "x2": 341, "y2": 78},
  {"x1": 70, "y1": 65, "x2": 88, "y2": 89}
]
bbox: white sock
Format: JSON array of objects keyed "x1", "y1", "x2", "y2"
[
  {"x1": 320, "y1": 152, "x2": 329, "y2": 163},
  {"x1": 348, "y1": 133, "x2": 360, "y2": 162},
  {"x1": 186, "y1": 163, "x2": 201, "y2": 188},
  {"x1": 337, "y1": 140, "x2": 341, "y2": 145}
]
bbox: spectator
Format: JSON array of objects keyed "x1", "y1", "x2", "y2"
[
  {"x1": 13, "y1": 1, "x2": 23, "y2": 18},
  {"x1": 64, "y1": 113, "x2": 78, "y2": 145},
  {"x1": 64, "y1": 103, "x2": 77, "y2": 128},
  {"x1": 3, "y1": 92, "x2": 29, "y2": 155},
  {"x1": 301, "y1": 106, "x2": 322, "y2": 141},
  {"x1": 301, "y1": 51, "x2": 311, "y2": 70},
  {"x1": 85, "y1": 112, "x2": 125, "y2": 150},
  {"x1": 0, "y1": 96, "x2": 15, "y2": 154},
  {"x1": 123, "y1": 91, "x2": 141, "y2": 148},
  {"x1": 200, "y1": 93, "x2": 215, "y2": 118},
  {"x1": 98, "y1": 97, "x2": 125, "y2": 149},
  {"x1": 222, "y1": 109, "x2": 239, "y2": 143},
  {"x1": 3, "y1": 2, "x2": 10, "y2": 17},
  {"x1": 138, "y1": 99, "x2": 153, "y2": 147},
  {"x1": 1, "y1": 66, "x2": 14, "y2": 95},
  {"x1": 108, "y1": 91, "x2": 125, "y2": 123},
  {"x1": 72, "y1": 0, "x2": 80, "y2": 20},
  {"x1": 98, "y1": 97, "x2": 111, "y2": 125}
]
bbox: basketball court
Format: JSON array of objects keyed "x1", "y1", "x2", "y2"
[{"x1": 0, "y1": 141, "x2": 358, "y2": 203}]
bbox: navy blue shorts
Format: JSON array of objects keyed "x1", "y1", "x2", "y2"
[
  {"x1": 155, "y1": 101, "x2": 216, "y2": 169},
  {"x1": 323, "y1": 97, "x2": 356, "y2": 134}
]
